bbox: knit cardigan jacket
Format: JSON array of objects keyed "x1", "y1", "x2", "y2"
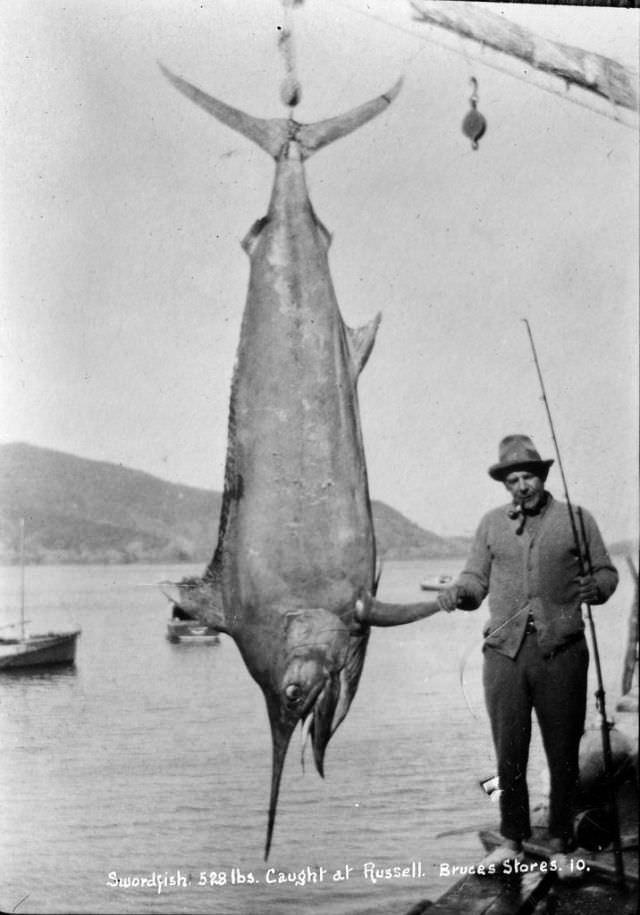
[{"x1": 457, "y1": 494, "x2": 619, "y2": 658}]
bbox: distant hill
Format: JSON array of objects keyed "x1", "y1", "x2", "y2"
[{"x1": 0, "y1": 443, "x2": 470, "y2": 565}]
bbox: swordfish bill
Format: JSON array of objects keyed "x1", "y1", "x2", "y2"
[{"x1": 160, "y1": 65, "x2": 428, "y2": 859}]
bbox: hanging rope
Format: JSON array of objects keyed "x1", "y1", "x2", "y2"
[
  {"x1": 462, "y1": 76, "x2": 487, "y2": 149},
  {"x1": 453, "y1": 21, "x2": 487, "y2": 151},
  {"x1": 458, "y1": 605, "x2": 531, "y2": 719},
  {"x1": 328, "y1": 0, "x2": 637, "y2": 130},
  {"x1": 278, "y1": 0, "x2": 302, "y2": 109}
]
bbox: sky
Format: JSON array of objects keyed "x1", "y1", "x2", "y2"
[{"x1": 1, "y1": 0, "x2": 638, "y2": 544}]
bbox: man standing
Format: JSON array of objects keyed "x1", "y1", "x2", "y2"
[{"x1": 438, "y1": 434, "x2": 618, "y2": 873}]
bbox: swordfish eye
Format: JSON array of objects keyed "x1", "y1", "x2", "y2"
[{"x1": 282, "y1": 656, "x2": 326, "y2": 712}]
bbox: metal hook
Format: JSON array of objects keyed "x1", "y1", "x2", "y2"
[{"x1": 469, "y1": 77, "x2": 479, "y2": 108}]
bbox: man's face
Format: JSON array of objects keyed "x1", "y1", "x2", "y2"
[{"x1": 503, "y1": 469, "x2": 545, "y2": 511}]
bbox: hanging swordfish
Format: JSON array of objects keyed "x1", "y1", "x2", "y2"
[{"x1": 160, "y1": 65, "x2": 440, "y2": 857}]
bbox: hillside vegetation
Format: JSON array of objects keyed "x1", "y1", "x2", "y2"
[{"x1": 0, "y1": 443, "x2": 469, "y2": 565}]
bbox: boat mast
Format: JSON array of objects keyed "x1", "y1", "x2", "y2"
[{"x1": 19, "y1": 518, "x2": 25, "y2": 641}]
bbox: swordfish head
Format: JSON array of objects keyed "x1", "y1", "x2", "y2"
[{"x1": 261, "y1": 608, "x2": 365, "y2": 859}]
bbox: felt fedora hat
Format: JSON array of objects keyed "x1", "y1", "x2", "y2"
[{"x1": 488, "y1": 434, "x2": 554, "y2": 481}]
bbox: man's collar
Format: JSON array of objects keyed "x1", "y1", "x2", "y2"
[{"x1": 523, "y1": 490, "x2": 550, "y2": 517}]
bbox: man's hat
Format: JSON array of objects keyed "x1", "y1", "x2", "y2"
[{"x1": 488, "y1": 434, "x2": 554, "y2": 481}]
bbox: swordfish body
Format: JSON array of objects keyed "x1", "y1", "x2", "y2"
[{"x1": 161, "y1": 66, "x2": 436, "y2": 857}]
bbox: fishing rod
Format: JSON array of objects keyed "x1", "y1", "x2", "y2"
[{"x1": 522, "y1": 318, "x2": 625, "y2": 887}]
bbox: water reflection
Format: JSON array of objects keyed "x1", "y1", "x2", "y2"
[
  {"x1": 0, "y1": 560, "x2": 633, "y2": 914},
  {"x1": 0, "y1": 663, "x2": 78, "y2": 683}
]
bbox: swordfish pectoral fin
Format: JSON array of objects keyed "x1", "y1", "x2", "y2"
[
  {"x1": 159, "y1": 63, "x2": 289, "y2": 157},
  {"x1": 159, "y1": 574, "x2": 229, "y2": 634},
  {"x1": 326, "y1": 631, "x2": 370, "y2": 738},
  {"x1": 297, "y1": 77, "x2": 403, "y2": 156},
  {"x1": 346, "y1": 312, "x2": 381, "y2": 378}
]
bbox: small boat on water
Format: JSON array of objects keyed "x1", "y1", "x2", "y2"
[
  {"x1": 166, "y1": 619, "x2": 221, "y2": 645},
  {"x1": 167, "y1": 604, "x2": 220, "y2": 645},
  {"x1": 0, "y1": 629, "x2": 81, "y2": 670},
  {"x1": 0, "y1": 520, "x2": 80, "y2": 672},
  {"x1": 420, "y1": 573, "x2": 456, "y2": 592}
]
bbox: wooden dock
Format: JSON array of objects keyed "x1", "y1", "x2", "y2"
[
  {"x1": 404, "y1": 826, "x2": 638, "y2": 915},
  {"x1": 406, "y1": 868, "x2": 552, "y2": 915},
  {"x1": 405, "y1": 867, "x2": 637, "y2": 915}
]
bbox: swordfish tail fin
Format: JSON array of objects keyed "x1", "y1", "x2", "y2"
[
  {"x1": 159, "y1": 63, "x2": 289, "y2": 157},
  {"x1": 296, "y1": 77, "x2": 403, "y2": 156},
  {"x1": 160, "y1": 63, "x2": 403, "y2": 160}
]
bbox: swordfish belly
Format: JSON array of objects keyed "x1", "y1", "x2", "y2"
[{"x1": 229, "y1": 152, "x2": 376, "y2": 632}]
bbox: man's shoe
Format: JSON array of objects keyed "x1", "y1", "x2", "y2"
[{"x1": 479, "y1": 843, "x2": 525, "y2": 871}]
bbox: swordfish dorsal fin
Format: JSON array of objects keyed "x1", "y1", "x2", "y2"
[
  {"x1": 160, "y1": 64, "x2": 402, "y2": 160},
  {"x1": 159, "y1": 574, "x2": 228, "y2": 634}
]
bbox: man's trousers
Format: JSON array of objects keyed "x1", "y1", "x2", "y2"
[{"x1": 483, "y1": 630, "x2": 589, "y2": 847}]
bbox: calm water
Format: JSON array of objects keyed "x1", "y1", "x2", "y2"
[{"x1": 0, "y1": 558, "x2": 634, "y2": 915}]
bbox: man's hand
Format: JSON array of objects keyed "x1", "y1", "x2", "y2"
[
  {"x1": 438, "y1": 585, "x2": 463, "y2": 614},
  {"x1": 578, "y1": 575, "x2": 600, "y2": 605}
]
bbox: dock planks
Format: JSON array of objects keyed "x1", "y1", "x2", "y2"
[{"x1": 414, "y1": 869, "x2": 552, "y2": 915}]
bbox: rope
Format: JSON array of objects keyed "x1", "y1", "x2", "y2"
[
  {"x1": 458, "y1": 605, "x2": 531, "y2": 719},
  {"x1": 327, "y1": 0, "x2": 637, "y2": 130},
  {"x1": 278, "y1": 0, "x2": 302, "y2": 109}
]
